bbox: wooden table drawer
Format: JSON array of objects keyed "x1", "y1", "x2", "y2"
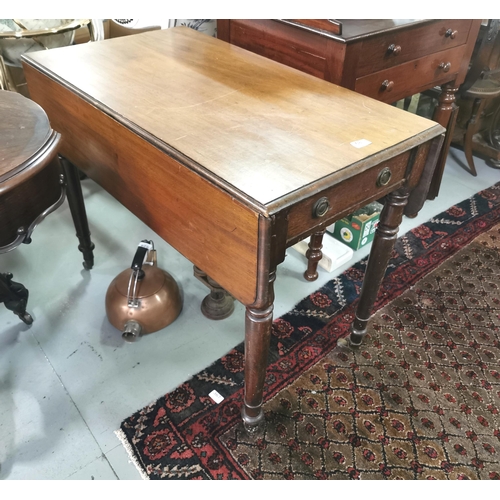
[
  {"x1": 355, "y1": 45, "x2": 467, "y2": 104},
  {"x1": 286, "y1": 151, "x2": 411, "y2": 243},
  {"x1": 356, "y1": 19, "x2": 472, "y2": 77}
]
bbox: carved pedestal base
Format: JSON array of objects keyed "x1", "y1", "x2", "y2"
[
  {"x1": 0, "y1": 272, "x2": 33, "y2": 325},
  {"x1": 193, "y1": 266, "x2": 234, "y2": 320}
]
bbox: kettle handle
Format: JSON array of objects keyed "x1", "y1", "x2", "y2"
[
  {"x1": 131, "y1": 240, "x2": 154, "y2": 273},
  {"x1": 127, "y1": 240, "x2": 154, "y2": 308}
]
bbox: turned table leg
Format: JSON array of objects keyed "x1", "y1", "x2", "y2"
[
  {"x1": 59, "y1": 157, "x2": 95, "y2": 270},
  {"x1": 242, "y1": 269, "x2": 276, "y2": 431},
  {"x1": 349, "y1": 189, "x2": 409, "y2": 346},
  {"x1": 304, "y1": 229, "x2": 325, "y2": 281}
]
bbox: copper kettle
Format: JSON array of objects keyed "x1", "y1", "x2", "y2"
[{"x1": 105, "y1": 240, "x2": 182, "y2": 342}]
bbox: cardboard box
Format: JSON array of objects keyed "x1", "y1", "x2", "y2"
[
  {"x1": 291, "y1": 233, "x2": 353, "y2": 272},
  {"x1": 330, "y1": 201, "x2": 383, "y2": 250}
]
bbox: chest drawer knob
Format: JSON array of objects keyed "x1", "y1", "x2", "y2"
[
  {"x1": 376, "y1": 167, "x2": 392, "y2": 187},
  {"x1": 439, "y1": 61, "x2": 451, "y2": 72},
  {"x1": 381, "y1": 80, "x2": 394, "y2": 92},
  {"x1": 445, "y1": 29, "x2": 458, "y2": 39},
  {"x1": 312, "y1": 197, "x2": 330, "y2": 218},
  {"x1": 387, "y1": 44, "x2": 402, "y2": 55}
]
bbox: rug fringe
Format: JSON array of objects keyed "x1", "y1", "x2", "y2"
[{"x1": 114, "y1": 429, "x2": 150, "y2": 480}]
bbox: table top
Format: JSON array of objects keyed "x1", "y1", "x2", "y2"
[
  {"x1": 278, "y1": 19, "x2": 426, "y2": 42},
  {"x1": 0, "y1": 90, "x2": 51, "y2": 182},
  {"x1": 22, "y1": 27, "x2": 443, "y2": 209}
]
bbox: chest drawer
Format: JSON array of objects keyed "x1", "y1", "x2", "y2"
[
  {"x1": 355, "y1": 45, "x2": 467, "y2": 104},
  {"x1": 355, "y1": 19, "x2": 472, "y2": 78},
  {"x1": 286, "y1": 151, "x2": 411, "y2": 244}
]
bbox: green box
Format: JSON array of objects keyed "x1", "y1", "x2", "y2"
[{"x1": 330, "y1": 201, "x2": 383, "y2": 250}]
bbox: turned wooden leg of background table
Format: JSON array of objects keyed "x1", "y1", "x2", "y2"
[
  {"x1": 350, "y1": 188, "x2": 410, "y2": 346},
  {"x1": 304, "y1": 229, "x2": 326, "y2": 282}
]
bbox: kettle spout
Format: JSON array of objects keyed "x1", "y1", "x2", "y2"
[{"x1": 122, "y1": 320, "x2": 143, "y2": 342}]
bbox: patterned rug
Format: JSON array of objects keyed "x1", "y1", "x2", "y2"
[{"x1": 117, "y1": 183, "x2": 500, "y2": 480}]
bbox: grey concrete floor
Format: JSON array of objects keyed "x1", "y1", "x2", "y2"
[{"x1": 0, "y1": 146, "x2": 499, "y2": 480}]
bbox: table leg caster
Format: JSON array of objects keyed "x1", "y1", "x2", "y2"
[
  {"x1": 349, "y1": 332, "x2": 364, "y2": 347},
  {"x1": 80, "y1": 243, "x2": 95, "y2": 270},
  {"x1": 241, "y1": 405, "x2": 265, "y2": 434},
  {"x1": 349, "y1": 313, "x2": 369, "y2": 347},
  {"x1": 18, "y1": 311, "x2": 33, "y2": 325}
]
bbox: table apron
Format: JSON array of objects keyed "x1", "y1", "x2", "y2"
[{"x1": 284, "y1": 150, "x2": 410, "y2": 245}]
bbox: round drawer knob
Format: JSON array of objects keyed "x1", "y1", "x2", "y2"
[
  {"x1": 377, "y1": 167, "x2": 392, "y2": 187},
  {"x1": 312, "y1": 197, "x2": 330, "y2": 218},
  {"x1": 381, "y1": 80, "x2": 394, "y2": 92},
  {"x1": 439, "y1": 62, "x2": 451, "y2": 72},
  {"x1": 387, "y1": 44, "x2": 402, "y2": 55},
  {"x1": 445, "y1": 29, "x2": 458, "y2": 39}
]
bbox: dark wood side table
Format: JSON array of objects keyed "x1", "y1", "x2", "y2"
[
  {"x1": 217, "y1": 19, "x2": 482, "y2": 200},
  {"x1": 22, "y1": 27, "x2": 443, "y2": 429},
  {"x1": 0, "y1": 90, "x2": 95, "y2": 323}
]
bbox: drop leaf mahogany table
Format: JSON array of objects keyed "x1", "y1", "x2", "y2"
[{"x1": 21, "y1": 27, "x2": 444, "y2": 430}]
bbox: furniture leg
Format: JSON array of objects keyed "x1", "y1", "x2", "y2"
[
  {"x1": 463, "y1": 98, "x2": 486, "y2": 176},
  {"x1": 428, "y1": 83, "x2": 459, "y2": 199},
  {"x1": 242, "y1": 269, "x2": 276, "y2": 432},
  {"x1": 403, "y1": 96, "x2": 413, "y2": 111},
  {"x1": 489, "y1": 104, "x2": 500, "y2": 149},
  {"x1": 350, "y1": 188, "x2": 409, "y2": 346},
  {"x1": 304, "y1": 229, "x2": 325, "y2": 281},
  {"x1": 0, "y1": 272, "x2": 33, "y2": 325},
  {"x1": 193, "y1": 266, "x2": 235, "y2": 319},
  {"x1": 59, "y1": 156, "x2": 95, "y2": 270},
  {"x1": 405, "y1": 134, "x2": 445, "y2": 219},
  {"x1": 487, "y1": 103, "x2": 500, "y2": 168}
]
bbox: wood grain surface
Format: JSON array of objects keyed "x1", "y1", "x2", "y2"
[
  {"x1": 0, "y1": 90, "x2": 51, "y2": 180},
  {"x1": 0, "y1": 90, "x2": 63, "y2": 249},
  {"x1": 22, "y1": 27, "x2": 442, "y2": 208},
  {"x1": 23, "y1": 65, "x2": 260, "y2": 305},
  {"x1": 20, "y1": 26, "x2": 448, "y2": 423}
]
